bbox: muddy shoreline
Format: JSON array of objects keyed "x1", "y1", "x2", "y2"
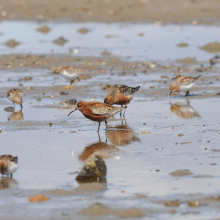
[{"x1": 1, "y1": 0, "x2": 220, "y2": 24}]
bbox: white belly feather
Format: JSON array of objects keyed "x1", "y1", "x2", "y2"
[
  {"x1": 4, "y1": 162, "x2": 19, "y2": 175},
  {"x1": 61, "y1": 70, "x2": 79, "y2": 80},
  {"x1": 180, "y1": 83, "x2": 195, "y2": 91}
]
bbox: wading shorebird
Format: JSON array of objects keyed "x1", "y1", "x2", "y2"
[
  {"x1": 7, "y1": 89, "x2": 23, "y2": 108},
  {"x1": 0, "y1": 155, "x2": 18, "y2": 177},
  {"x1": 68, "y1": 101, "x2": 125, "y2": 132},
  {"x1": 170, "y1": 75, "x2": 201, "y2": 97},
  {"x1": 55, "y1": 66, "x2": 88, "y2": 84},
  {"x1": 210, "y1": 55, "x2": 220, "y2": 68},
  {"x1": 104, "y1": 84, "x2": 140, "y2": 116}
]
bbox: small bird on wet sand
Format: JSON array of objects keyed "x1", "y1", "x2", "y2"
[
  {"x1": 170, "y1": 75, "x2": 201, "y2": 97},
  {"x1": 68, "y1": 101, "x2": 125, "y2": 131},
  {"x1": 210, "y1": 55, "x2": 220, "y2": 68},
  {"x1": 7, "y1": 89, "x2": 23, "y2": 108},
  {"x1": 0, "y1": 155, "x2": 18, "y2": 177},
  {"x1": 104, "y1": 84, "x2": 140, "y2": 116},
  {"x1": 56, "y1": 66, "x2": 88, "y2": 84}
]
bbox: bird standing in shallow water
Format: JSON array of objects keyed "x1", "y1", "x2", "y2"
[
  {"x1": 0, "y1": 155, "x2": 18, "y2": 177},
  {"x1": 68, "y1": 101, "x2": 125, "y2": 132},
  {"x1": 55, "y1": 66, "x2": 88, "y2": 84},
  {"x1": 7, "y1": 89, "x2": 23, "y2": 108},
  {"x1": 104, "y1": 84, "x2": 140, "y2": 116},
  {"x1": 170, "y1": 75, "x2": 201, "y2": 97}
]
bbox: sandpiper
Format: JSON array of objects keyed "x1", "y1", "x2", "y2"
[
  {"x1": 7, "y1": 89, "x2": 23, "y2": 108},
  {"x1": 56, "y1": 66, "x2": 88, "y2": 84},
  {"x1": 0, "y1": 155, "x2": 18, "y2": 177},
  {"x1": 104, "y1": 84, "x2": 140, "y2": 116},
  {"x1": 170, "y1": 75, "x2": 201, "y2": 97},
  {"x1": 68, "y1": 101, "x2": 125, "y2": 131},
  {"x1": 210, "y1": 55, "x2": 220, "y2": 68}
]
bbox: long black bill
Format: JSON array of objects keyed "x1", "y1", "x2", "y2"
[
  {"x1": 68, "y1": 108, "x2": 77, "y2": 117},
  {"x1": 169, "y1": 91, "x2": 172, "y2": 95}
]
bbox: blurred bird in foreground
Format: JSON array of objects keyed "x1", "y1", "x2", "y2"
[
  {"x1": 170, "y1": 75, "x2": 201, "y2": 97},
  {"x1": 104, "y1": 84, "x2": 140, "y2": 116},
  {"x1": 68, "y1": 101, "x2": 125, "y2": 131}
]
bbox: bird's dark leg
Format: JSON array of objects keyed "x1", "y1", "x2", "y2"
[
  {"x1": 120, "y1": 105, "x2": 123, "y2": 117},
  {"x1": 185, "y1": 91, "x2": 190, "y2": 97},
  {"x1": 20, "y1": 104, "x2": 23, "y2": 108},
  {"x1": 97, "y1": 122, "x2": 100, "y2": 132},
  {"x1": 105, "y1": 131, "x2": 107, "y2": 144},
  {"x1": 105, "y1": 120, "x2": 108, "y2": 131},
  {"x1": 10, "y1": 174, "x2": 12, "y2": 178},
  {"x1": 97, "y1": 132, "x2": 101, "y2": 142},
  {"x1": 123, "y1": 106, "x2": 127, "y2": 117}
]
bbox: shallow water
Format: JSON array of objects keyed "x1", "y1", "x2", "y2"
[
  {"x1": 1, "y1": 21, "x2": 220, "y2": 219},
  {"x1": 1, "y1": 97, "x2": 220, "y2": 196},
  {"x1": 0, "y1": 21, "x2": 220, "y2": 60}
]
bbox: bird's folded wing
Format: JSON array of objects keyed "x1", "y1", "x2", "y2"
[
  {"x1": 65, "y1": 67, "x2": 87, "y2": 74},
  {"x1": 91, "y1": 104, "x2": 123, "y2": 115},
  {"x1": 180, "y1": 77, "x2": 194, "y2": 86}
]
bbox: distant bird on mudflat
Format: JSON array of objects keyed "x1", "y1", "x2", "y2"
[
  {"x1": 7, "y1": 89, "x2": 23, "y2": 108},
  {"x1": 0, "y1": 155, "x2": 18, "y2": 177},
  {"x1": 210, "y1": 55, "x2": 220, "y2": 68},
  {"x1": 68, "y1": 101, "x2": 125, "y2": 131},
  {"x1": 170, "y1": 75, "x2": 201, "y2": 97},
  {"x1": 55, "y1": 66, "x2": 88, "y2": 84},
  {"x1": 104, "y1": 84, "x2": 140, "y2": 116}
]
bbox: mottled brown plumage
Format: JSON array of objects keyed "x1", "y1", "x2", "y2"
[
  {"x1": 104, "y1": 84, "x2": 140, "y2": 116},
  {"x1": 170, "y1": 75, "x2": 201, "y2": 96},
  {"x1": 7, "y1": 89, "x2": 23, "y2": 108},
  {"x1": 0, "y1": 155, "x2": 18, "y2": 177},
  {"x1": 68, "y1": 101, "x2": 125, "y2": 131}
]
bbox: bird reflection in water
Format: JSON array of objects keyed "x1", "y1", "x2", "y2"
[
  {"x1": 0, "y1": 177, "x2": 19, "y2": 190},
  {"x1": 78, "y1": 133, "x2": 118, "y2": 161},
  {"x1": 170, "y1": 99, "x2": 201, "y2": 119},
  {"x1": 8, "y1": 110, "x2": 24, "y2": 121},
  {"x1": 108, "y1": 122, "x2": 140, "y2": 146}
]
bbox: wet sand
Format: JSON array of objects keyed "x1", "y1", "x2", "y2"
[{"x1": 1, "y1": 0, "x2": 220, "y2": 24}]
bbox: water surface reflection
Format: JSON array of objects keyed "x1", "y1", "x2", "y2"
[
  {"x1": 108, "y1": 124, "x2": 140, "y2": 146},
  {"x1": 170, "y1": 99, "x2": 201, "y2": 119},
  {"x1": 0, "y1": 177, "x2": 19, "y2": 189},
  {"x1": 8, "y1": 110, "x2": 24, "y2": 121},
  {"x1": 78, "y1": 133, "x2": 118, "y2": 161}
]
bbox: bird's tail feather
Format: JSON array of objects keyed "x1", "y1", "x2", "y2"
[{"x1": 131, "y1": 86, "x2": 140, "y2": 93}]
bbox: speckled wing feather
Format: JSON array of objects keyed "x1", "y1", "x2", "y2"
[
  {"x1": 89, "y1": 102, "x2": 124, "y2": 115},
  {"x1": 179, "y1": 77, "x2": 195, "y2": 86},
  {"x1": 64, "y1": 66, "x2": 87, "y2": 74},
  {"x1": 109, "y1": 85, "x2": 140, "y2": 96}
]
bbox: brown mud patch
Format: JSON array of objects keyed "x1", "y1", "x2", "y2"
[
  {"x1": 47, "y1": 182, "x2": 107, "y2": 197},
  {"x1": 1, "y1": 0, "x2": 220, "y2": 24}
]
